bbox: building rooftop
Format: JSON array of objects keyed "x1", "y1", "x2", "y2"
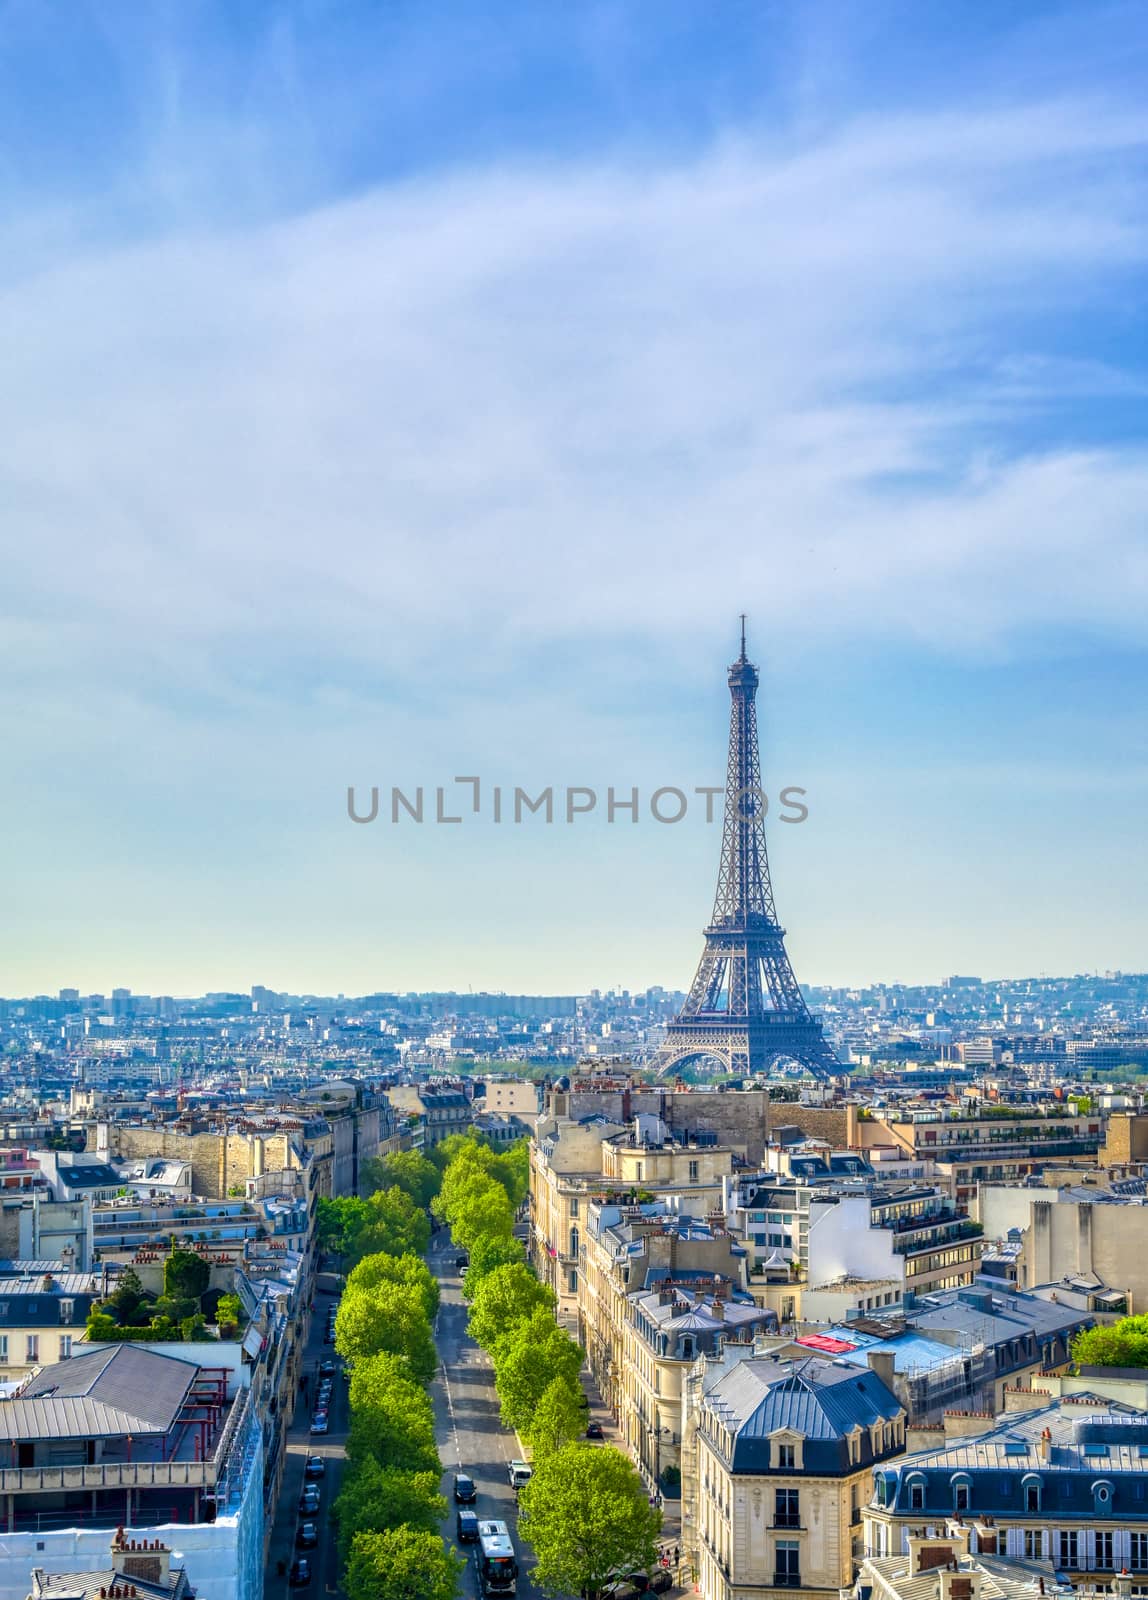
[
  {"x1": 5, "y1": 1344, "x2": 199, "y2": 1442},
  {"x1": 701, "y1": 1355, "x2": 902, "y2": 1472}
]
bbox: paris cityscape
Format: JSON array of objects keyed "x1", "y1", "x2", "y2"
[{"x1": 3, "y1": 7, "x2": 1148, "y2": 1600}]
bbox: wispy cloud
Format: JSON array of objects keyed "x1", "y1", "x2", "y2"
[{"x1": 2, "y1": 94, "x2": 1147, "y2": 719}]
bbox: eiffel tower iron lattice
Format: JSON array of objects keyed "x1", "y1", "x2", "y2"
[{"x1": 654, "y1": 620, "x2": 839, "y2": 1080}]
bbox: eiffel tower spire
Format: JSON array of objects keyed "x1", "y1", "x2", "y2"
[{"x1": 654, "y1": 623, "x2": 838, "y2": 1079}]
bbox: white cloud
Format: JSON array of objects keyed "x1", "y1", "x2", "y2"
[{"x1": 1, "y1": 93, "x2": 1146, "y2": 725}]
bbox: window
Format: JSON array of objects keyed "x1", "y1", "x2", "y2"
[
  {"x1": 953, "y1": 1479, "x2": 970, "y2": 1512},
  {"x1": 25, "y1": 1335, "x2": 38, "y2": 1364},
  {"x1": 1130, "y1": 1533, "x2": 1148, "y2": 1572},
  {"x1": 635, "y1": 1162, "x2": 644, "y2": 1182},
  {"x1": 569, "y1": 1198, "x2": 579, "y2": 1218},
  {"x1": 59, "y1": 1335, "x2": 72, "y2": 1360},
  {"x1": 1058, "y1": 1532, "x2": 1079, "y2": 1570},
  {"x1": 0, "y1": 1335, "x2": 6, "y2": 1362},
  {"x1": 1097, "y1": 1532, "x2": 1114, "y2": 1570},
  {"x1": 909, "y1": 1480, "x2": 925, "y2": 1512},
  {"x1": 777, "y1": 1443, "x2": 796, "y2": 1470},
  {"x1": 774, "y1": 1541, "x2": 800, "y2": 1587},
  {"x1": 688, "y1": 1160, "x2": 699, "y2": 1181},
  {"x1": 775, "y1": 1490, "x2": 800, "y2": 1528},
  {"x1": 1023, "y1": 1531, "x2": 1042, "y2": 1561},
  {"x1": 1023, "y1": 1478, "x2": 1041, "y2": 1513},
  {"x1": 59, "y1": 1299, "x2": 74, "y2": 1325},
  {"x1": 568, "y1": 1270, "x2": 577, "y2": 1294}
]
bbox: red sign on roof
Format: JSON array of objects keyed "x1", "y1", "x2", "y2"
[{"x1": 795, "y1": 1334, "x2": 857, "y2": 1354}]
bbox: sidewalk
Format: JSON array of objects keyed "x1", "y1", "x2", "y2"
[{"x1": 577, "y1": 1362, "x2": 688, "y2": 1590}]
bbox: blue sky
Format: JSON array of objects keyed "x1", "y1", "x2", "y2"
[{"x1": 2, "y1": 0, "x2": 1147, "y2": 996}]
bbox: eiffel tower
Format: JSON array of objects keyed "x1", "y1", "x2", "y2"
[{"x1": 654, "y1": 620, "x2": 839, "y2": 1080}]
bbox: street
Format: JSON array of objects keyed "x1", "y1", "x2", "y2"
[
  {"x1": 264, "y1": 1293, "x2": 347, "y2": 1600},
  {"x1": 428, "y1": 1231, "x2": 544, "y2": 1600}
]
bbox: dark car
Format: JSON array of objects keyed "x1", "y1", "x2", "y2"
[
  {"x1": 304, "y1": 1456, "x2": 325, "y2": 1479},
  {"x1": 289, "y1": 1559, "x2": 312, "y2": 1587},
  {"x1": 585, "y1": 1420, "x2": 604, "y2": 1440},
  {"x1": 453, "y1": 1472, "x2": 477, "y2": 1504},
  {"x1": 299, "y1": 1487, "x2": 321, "y2": 1514},
  {"x1": 456, "y1": 1509, "x2": 480, "y2": 1544},
  {"x1": 297, "y1": 1522, "x2": 318, "y2": 1549},
  {"x1": 455, "y1": 1255, "x2": 468, "y2": 1271},
  {"x1": 319, "y1": 1359, "x2": 336, "y2": 1376}
]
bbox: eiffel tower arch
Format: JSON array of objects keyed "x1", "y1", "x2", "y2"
[{"x1": 654, "y1": 621, "x2": 839, "y2": 1081}]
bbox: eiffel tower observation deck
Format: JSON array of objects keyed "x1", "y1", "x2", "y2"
[{"x1": 654, "y1": 621, "x2": 840, "y2": 1080}]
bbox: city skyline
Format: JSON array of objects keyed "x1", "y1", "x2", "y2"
[{"x1": 3, "y1": 2, "x2": 1147, "y2": 992}]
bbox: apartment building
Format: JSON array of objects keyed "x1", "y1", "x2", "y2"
[
  {"x1": 530, "y1": 1113, "x2": 627, "y2": 1317},
  {"x1": 626, "y1": 1280, "x2": 775, "y2": 1491},
  {"x1": 695, "y1": 1356, "x2": 905, "y2": 1600},
  {"x1": 864, "y1": 1397, "x2": 1148, "y2": 1590},
  {"x1": 851, "y1": 1107, "x2": 1104, "y2": 1204},
  {"x1": 728, "y1": 1173, "x2": 983, "y2": 1304},
  {"x1": 0, "y1": 1342, "x2": 263, "y2": 1600},
  {"x1": 0, "y1": 1272, "x2": 97, "y2": 1380}
]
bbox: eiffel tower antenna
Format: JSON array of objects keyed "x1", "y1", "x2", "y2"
[{"x1": 654, "y1": 621, "x2": 839, "y2": 1080}]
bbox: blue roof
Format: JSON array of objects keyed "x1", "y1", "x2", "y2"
[{"x1": 703, "y1": 1357, "x2": 903, "y2": 1475}]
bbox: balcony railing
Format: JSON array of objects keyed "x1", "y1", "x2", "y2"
[{"x1": 0, "y1": 1460, "x2": 216, "y2": 1494}]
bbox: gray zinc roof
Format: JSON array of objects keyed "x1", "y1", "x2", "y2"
[{"x1": 4, "y1": 1344, "x2": 198, "y2": 1440}]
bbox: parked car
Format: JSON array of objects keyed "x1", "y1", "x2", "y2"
[
  {"x1": 297, "y1": 1523, "x2": 318, "y2": 1549},
  {"x1": 455, "y1": 1255, "x2": 468, "y2": 1270},
  {"x1": 310, "y1": 1416, "x2": 329, "y2": 1435},
  {"x1": 304, "y1": 1456, "x2": 325, "y2": 1479},
  {"x1": 453, "y1": 1472, "x2": 477, "y2": 1504},
  {"x1": 456, "y1": 1509, "x2": 480, "y2": 1544},
  {"x1": 508, "y1": 1460, "x2": 533, "y2": 1490},
  {"x1": 318, "y1": 1359, "x2": 336, "y2": 1376},
  {"x1": 585, "y1": 1420, "x2": 604, "y2": 1440},
  {"x1": 289, "y1": 1559, "x2": 311, "y2": 1587},
  {"x1": 299, "y1": 1487, "x2": 321, "y2": 1515}
]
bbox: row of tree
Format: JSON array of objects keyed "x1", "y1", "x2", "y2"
[
  {"x1": 434, "y1": 1139, "x2": 661, "y2": 1600},
  {"x1": 330, "y1": 1149, "x2": 462, "y2": 1600}
]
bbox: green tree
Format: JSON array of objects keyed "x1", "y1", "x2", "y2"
[
  {"x1": 488, "y1": 1141, "x2": 530, "y2": 1208},
  {"x1": 468, "y1": 1263, "x2": 554, "y2": 1351},
  {"x1": 432, "y1": 1141, "x2": 500, "y2": 1220},
  {"x1": 519, "y1": 1442, "x2": 660, "y2": 1600},
  {"x1": 1073, "y1": 1315, "x2": 1148, "y2": 1369},
  {"x1": 525, "y1": 1374, "x2": 587, "y2": 1456},
  {"x1": 335, "y1": 1460, "x2": 446, "y2": 1560},
  {"x1": 363, "y1": 1150, "x2": 441, "y2": 1210},
  {"x1": 346, "y1": 1353, "x2": 441, "y2": 1473},
  {"x1": 317, "y1": 1196, "x2": 373, "y2": 1256},
  {"x1": 462, "y1": 1236, "x2": 527, "y2": 1301},
  {"x1": 430, "y1": 1131, "x2": 491, "y2": 1176},
  {"x1": 347, "y1": 1251, "x2": 440, "y2": 1319},
  {"x1": 353, "y1": 1187, "x2": 432, "y2": 1264},
  {"x1": 163, "y1": 1249, "x2": 210, "y2": 1307},
  {"x1": 345, "y1": 1527, "x2": 462, "y2": 1600},
  {"x1": 494, "y1": 1310, "x2": 583, "y2": 1434},
  {"x1": 216, "y1": 1293, "x2": 243, "y2": 1327},
  {"x1": 104, "y1": 1267, "x2": 147, "y2": 1325},
  {"x1": 450, "y1": 1179, "x2": 515, "y2": 1253},
  {"x1": 336, "y1": 1282, "x2": 437, "y2": 1381}
]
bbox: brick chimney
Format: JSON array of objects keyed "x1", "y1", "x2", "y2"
[
  {"x1": 110, "y1": 1528, "x2": 171, "y2": 1587},
  {"x1": 942, "y1": 1411, "x2": 994, "y2": 1440}
]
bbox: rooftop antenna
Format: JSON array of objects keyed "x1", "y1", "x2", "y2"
[{"x1": 739, "y1": 613, "x2": 747, "y2": 660}]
